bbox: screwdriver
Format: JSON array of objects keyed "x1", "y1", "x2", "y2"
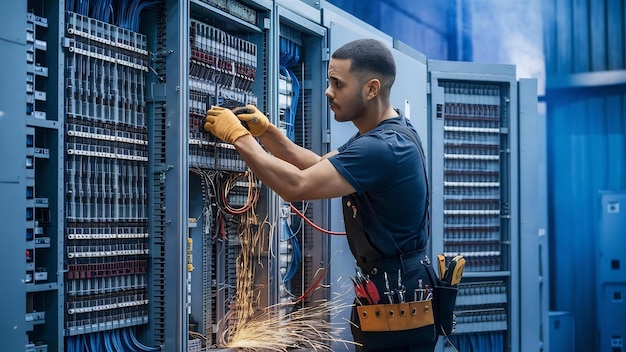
[{"x1": 383, "y1": 272, "x2": 394, "y2": 304}]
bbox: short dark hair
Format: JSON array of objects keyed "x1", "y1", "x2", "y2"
[{"x1": 332, "y1": 38, "x2": 396, "y2": 92}]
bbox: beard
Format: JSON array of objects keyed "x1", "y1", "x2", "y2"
[{"x1": 330, "y1": 94, "x2": 367, "y2": 123}]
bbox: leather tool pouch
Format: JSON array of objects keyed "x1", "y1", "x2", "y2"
[
  {"x1": 423, "y1": 262, "x2": 458, "y2": 336},
  {"x1": 352, "y1": 301, "x2": 436, "y2": 350},
  {"x1": 406, "y1": 259, "x2": 459, "y2": 337},
  {"x1": 433, "y1": 285, "x2": 458, "y2": 336}
]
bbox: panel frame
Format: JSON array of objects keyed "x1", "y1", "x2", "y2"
[{"x1": 428, "y1": 59, "x2": 520, "y2": 351}]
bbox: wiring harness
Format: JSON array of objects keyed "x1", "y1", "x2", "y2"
[
  {"x1": 66, "y1": 327, "x2": 160, "y2": 352},
  {"x1": 66, "y1": 0, "x2": 160, "y2": 31}
]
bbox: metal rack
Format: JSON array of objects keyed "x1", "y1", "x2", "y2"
[{"x1": 429, "y1": 60, "x2": 522, "y2": 351}]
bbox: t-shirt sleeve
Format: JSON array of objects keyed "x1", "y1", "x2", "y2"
[{"x1": 328, "y1": 135, "x2": 397, "y2": 194}]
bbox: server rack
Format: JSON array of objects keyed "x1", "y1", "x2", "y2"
[
  {"x1": 185, "y1": 0, "x2": 330, "y2": 350},
  {"x1": 429, "y1": 61, "x2": 518, "y2": 351},
  {"x1": 185, "y1": 2, "x2": 269, "y2": 348},
  {"x1": 4, "y1": 0, "x2": 181, "y2": 350},
  {"x1": 429, "y1": 60, "x2": 539, "y2": 351}
]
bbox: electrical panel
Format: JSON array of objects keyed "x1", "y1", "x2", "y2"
[
  {"x1": 428, "y1": 60, "x2": 535, "y2": 352},
  {"x1": 598, "y1": 191, "x2": 626, "y2": 352},
  {"x1": 0, "y1": 1, "x2": 543, "y2": 352},
  {"x1": 186, "y1": 2, "x2": 265, "y2": 345},
  {"x1": 24, "y1": 2, "x2": 59, "y2": 351}
]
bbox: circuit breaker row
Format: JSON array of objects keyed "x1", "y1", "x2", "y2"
[
  {"x1": 63, "y1": 11, "x2": 150, "y2": 341},
  {"x1": 186, "y1": 9, "x2": 264, "y2": 347},
  {"x1": 440, "y1": 81, "x2": 510, "y2": 340},
  {"x1": 188, "y1": 18, "x2": 257, "y2": 171},
  {"x1": 441, "y1": 82, "x2": 504, "y2": 270}
]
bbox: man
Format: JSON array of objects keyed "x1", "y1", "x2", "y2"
[{"x1": 204, "y1": 38, "x2": 436, "y2": 351}]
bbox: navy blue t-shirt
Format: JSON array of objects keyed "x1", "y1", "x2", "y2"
[{"x1": 328, "y1": 114, "x2": 428, "y2": 257}]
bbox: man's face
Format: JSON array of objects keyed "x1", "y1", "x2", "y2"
[{"x1": 325, "y1": 58, "x2": 368, "y2": 123}]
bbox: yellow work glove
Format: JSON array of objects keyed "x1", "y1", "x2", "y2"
[
  {"x1": 204, "y1": 106, "x2": 250, "y2": 144},
  {"x1": 232, "y1": 104, "x2": 270, "y2": 136}
]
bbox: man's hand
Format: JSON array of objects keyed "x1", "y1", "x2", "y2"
[
  {"x1": 232, "y1": 104, "x2": 270, "y2": 136},
  {"x1": 204, "y1": 106, "x2": 250, "y2": 144}
]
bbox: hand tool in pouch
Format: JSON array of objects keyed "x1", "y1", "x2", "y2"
[
  {"x1": 395, "y1": 269, "x2": 406, "y2": 303},
  {"x1": 350, "y1": 275, "x2": 372, "y2": 304},
  {"x1": 437, "y1": 253, "x2": 446, "y2": 279},
  {"x1": 356, "y1": 268, "x2": 380, "y2": 304},
  {"x1": 442, "y1": 255, "x2": 466, "y2": 286},
  {"x1": 383, "y1": 272, "x2": 395, "y2": 304}
]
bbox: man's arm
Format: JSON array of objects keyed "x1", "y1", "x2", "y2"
[
  {"x1": 233, "y1": 105, "x2": 337, "y2": 168},
  {"x1": 233, "y1": 134, "x2": 354, "y2": 201},
  {"x1": 204, "y1": 105, "x2": 349, "y2": 200},
  {"x1": 258, "y1": 124, "x2": 338, "y2": 169}
]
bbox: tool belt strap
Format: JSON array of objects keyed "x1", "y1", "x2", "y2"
[{"x1": 359, "y1": 248, "x2": 427, "y2": 277}]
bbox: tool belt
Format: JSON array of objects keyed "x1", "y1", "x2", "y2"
[
  {"x1": 350, "y1": 301, "x2": 437, "y2": 350},
  {"x1": 356, "y1": 300, "x2": 434, "y2": 332},
  {"x1": 351, "y1": 256, "x2": 459, "y2": 340}
]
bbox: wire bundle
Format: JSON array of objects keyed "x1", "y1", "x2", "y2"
[
  {"x1": 281, "y1": 217, "x2": 301, "y2": 283},
  {"x1": 279, "y1": 37, "x2": 301, "y2": 142},
  {"x1": 219, "y1": 171, "x2": 259, "y2": 215},
  {"x1": 66, "y1": 0, "x2": 160, "y2": 31},
  {"x1": 66, "y1": 328, "x2": 160, "y2": 352}
]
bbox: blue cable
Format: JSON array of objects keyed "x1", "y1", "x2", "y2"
[
  {"x1": 89, "y1": 333, "x2": 97, "y2": 352},
  {"x1": 81, "y1": 334, "x2": 90, "y2": 352},
  {"x1": 278, "y1": 37, "x2": 301, "y2": 142},
  {"x1": 286, "y1": 69, "x2": 299, "y2": 141},
  {"x1": 127, "y1": 327, "x2": 161, "y2": 351},
  {"x1": 116, "y1": 0, "x2": 125, "y2": 28},
  {"x1": 112, "y1": 329, "x2": 125, "y2": 351},
  {"x1": 89, "y1": 0, "x2": 100, "y2": 20},
  {"x1": 103, "y1": 0, "x2": 113, "y2": 23},
  {"x1": 103, "y1": 331, "x2": 114, "y2": 352},
  {"x1": 66, "y1": 336, "x2": 72, "y2": 352},
  {"x1": 83, "y1": 0, "x2": 90, "y2": 16},
  {"x1": 112, "y1": 328, "x2": 136, "y2": 352},
  {"x1": 281, "y1": 219, "x2": 301, "y2": 283},
  {"x1": 120, "y1": 328, "x2": 141, "y2": 352},
  {"x1": 128, "y1": 0, "x2": 159, "y2": 31}
]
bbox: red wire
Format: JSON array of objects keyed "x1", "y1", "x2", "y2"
[
  {"x1": 289, "y1": 203, "x2": 346, "y2": 236},
  {"x1": 295, "y1": 267, "x2": 328, "y2": 303}
]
